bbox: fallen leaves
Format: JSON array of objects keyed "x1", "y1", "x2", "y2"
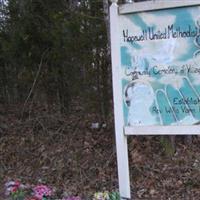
[{"x1": 1, "y1": 104, "x2": 200, "y2": 199}]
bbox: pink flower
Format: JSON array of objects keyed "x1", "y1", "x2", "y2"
[
  {"x1": 33, "y1": 185, "x2": 52, "y2": 200},
  {"x1": 25, "y1": 197, "x2": 39, "y2": 200},
  {"x1": 5, "y1": 180, "x2": 22, "y2": 195},
  {"x1": 11, "y1": 187, "x2": 18, "y2": 193},
  {"x1": 62, "y1": 197, "x2": 81, "y2": 200},
  {"x1": 15, "y1": 181, "x2": 20, "y2": 187}
]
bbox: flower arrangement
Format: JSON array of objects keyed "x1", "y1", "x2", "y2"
[
  {"x1": 33, "y1": 185, "x2": 52, "y2": 200},
  {"x1": 5, "y1": 180, "x2": 27, "y2": 200},
  {"x1": 93, "y1": 192, "x2": 109, "y2": 200},
  {"x1": 62, "y1": 197, "x2": 81, "y2": 200},
  {"x1": 93, "y1": 192, "x2": 120, "y2": 200},
  {"x1": 4, "y1": 180, "x2": 120, "y2": 200}
]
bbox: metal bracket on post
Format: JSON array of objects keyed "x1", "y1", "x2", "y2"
[{"x1": 110, "y1": 1, "x2": 131, "y2": 200}]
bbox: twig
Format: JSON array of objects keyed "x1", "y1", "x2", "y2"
[{"x1": 21, "y1": 49, "x2": 49, "y2": 118}]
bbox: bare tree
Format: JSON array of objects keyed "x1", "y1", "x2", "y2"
[{"x1": 103, "y1": 0, "x2": 110, "y2": 55}]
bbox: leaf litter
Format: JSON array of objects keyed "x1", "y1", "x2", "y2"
[{"x1": 1, "y1": 104, "x2": 200, "y2": 199}]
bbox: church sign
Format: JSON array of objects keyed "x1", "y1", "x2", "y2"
[{"x1": 110, "y1": 1, "x2": 200, "y2": 199}]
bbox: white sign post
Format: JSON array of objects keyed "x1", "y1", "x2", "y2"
[
  {"x1": 110, "y1": 1, "x2": 131, "y2": 199},
  {"x1": 110, "y1": 0, "x2": 200, "y2": 199}
]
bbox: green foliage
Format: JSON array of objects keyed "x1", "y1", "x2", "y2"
[
  {"x1": 11, "y1": 189, "x2": 26, "y2": 200},
  {"x1": 160, "y1": 136, "x2": 175, "y2": 156},
  {"x1": 0, "y1": 0, "x2": 111, "y2": 118},
  {"x1": 109, "y1": 192, "x2": 120, "y2": 200}
]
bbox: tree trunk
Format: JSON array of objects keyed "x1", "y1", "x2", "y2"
[{"x1": 103, "y1": 0, "x2": 111, "y2": 55}]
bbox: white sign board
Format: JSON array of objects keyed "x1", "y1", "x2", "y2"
[{"x1": 110, "y1": 1, "x2": 200, "y2": 199}]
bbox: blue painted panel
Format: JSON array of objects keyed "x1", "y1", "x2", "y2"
[{"x1": 119, "y1": 6, "x2": 200, "y2": 126}]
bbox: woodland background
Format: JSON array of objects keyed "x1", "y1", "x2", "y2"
[{"x1": 1, "y1": 0, "x2": 200, "y2": 199}]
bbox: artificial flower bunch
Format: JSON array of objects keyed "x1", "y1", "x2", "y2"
[
  {"x1": 32, "y1": 185, "x2": 52, "y2": 199},
  {"x1": 4, "y1": 180, "x2": 120, "y2": 200},
  {"x1": 62, "y1": 197, "x2": 81, "y2": 200},
  {"x1": 5, "y1": 181, "x2": 55, "y2": 200},
  {"x1": 93, "y1": 192, "x2": 120, "y2": 200},
  {"x1": 5, "y1": 180, "x2": 26, "y2": 200},
  {"x1": 93, "y1": 192, "x2": 109, "y2": 200}
]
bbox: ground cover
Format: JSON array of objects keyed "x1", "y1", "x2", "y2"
[{"x1": 1, "y1": 104, "x2": 200, "y2": 199}]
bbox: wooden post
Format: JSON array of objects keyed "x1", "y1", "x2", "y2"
[{"x1": 110, "y1": 1, "x2": 131, "y2": 199}]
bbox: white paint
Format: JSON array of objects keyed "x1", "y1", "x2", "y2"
[
  {"x1": 159, "y1": 74, "x2": 184, "y2": 90},
  {"x1": 125, "y1": 81, "x2": 157, "y2": 126},
  {"x1": 110, "y1": 1, "x2": 200, "y2": 199},
  {"x1": 125, "y1": 125, "x2": 200, "y2": 135},
  {"x1": 110, "y1": 3, "x2": 131, "y2": 200},
  {"x1": 139, "y1": 12, "x2": 176, "y2": 30},
  {"x1": 119, "y1": 0, "x2": 200, "y2": 14}
]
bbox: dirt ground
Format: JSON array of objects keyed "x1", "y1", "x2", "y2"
[{"x1": 1, "y1": 104, "x2": 200, "y2": 199}]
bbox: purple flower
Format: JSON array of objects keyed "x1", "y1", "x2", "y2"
[
  {"x1": 5, "y1": 180, "x2": 24, "y2": 196},
  {"x1": 33, "y1": 185, "x2": 52, "y2": 200}
]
